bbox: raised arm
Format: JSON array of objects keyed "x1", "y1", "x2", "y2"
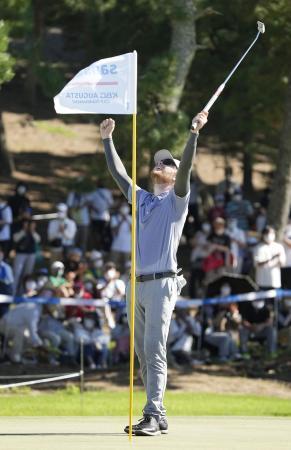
[
  {"x1": 174, "y1": 111, "x2": 208, "y2": 198},
  {"x1": 100, "y1": 118, "x2": 132, "y2": 198}
]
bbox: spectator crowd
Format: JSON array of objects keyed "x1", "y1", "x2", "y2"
[{"x1": 0, "y1": 168, "x2": 291, "y2": 370}]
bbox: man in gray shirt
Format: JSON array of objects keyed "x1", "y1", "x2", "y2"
[{"x1": 100, "y1": 111, "x2": 208, "y2": 436}]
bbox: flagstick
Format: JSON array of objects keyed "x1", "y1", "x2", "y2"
[{"x1": 129, "y1": 112, "x2": 137, "y2": 441}]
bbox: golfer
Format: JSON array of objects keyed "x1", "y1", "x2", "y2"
[{"x1": 100, "y1": 111, "x2": 208, "y2": 436}]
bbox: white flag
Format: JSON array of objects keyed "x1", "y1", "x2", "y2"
[{"x1": 54, "y1": 51, "x2": 137, "y2": 115}]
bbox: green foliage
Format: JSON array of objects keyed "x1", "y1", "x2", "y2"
[
  {"x1": 0, "y1": 20, "x2": 14, "y2": 85},
  {"x1": 36, "y1": 64, "x2": 66, "y2": 99}
]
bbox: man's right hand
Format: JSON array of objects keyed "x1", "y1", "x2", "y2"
[{"x1": 100, "y1": 118, "x2": 115, "y2": 139}]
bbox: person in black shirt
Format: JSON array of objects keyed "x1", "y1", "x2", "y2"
[
  {"x1": 239, "y1": 300, "x2": 276, "y2": 355},
  {"x1": 8, "y1": 182, "x2": 31, "y2": 234},
  {"x1": 13, "y1": 219, "x2": 41, "y2": 295}
]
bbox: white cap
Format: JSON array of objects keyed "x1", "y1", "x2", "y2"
[
  {"x1": 56, "y1": 203, "x2": 68, "y2": 212},
  {"x1": 90, "y1": 250, "x2": 103, "y2": 261},
  {"x1": 51, "y1": 261, "x2": 64, "y2": 270},
  {"x1": 154, "y1": 149, "x2": 180, "y2": 168}
]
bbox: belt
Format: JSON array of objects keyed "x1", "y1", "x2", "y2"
[{"x1": 135, "y1": 271, "x2": 176, "y2": 282}]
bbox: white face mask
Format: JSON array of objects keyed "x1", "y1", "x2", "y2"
[
  {"x1": 105, "y1": 269, "x2": 116, "y2": 281},
  {"x1": 120, "y1": 205, "x2": 130, "y2": 215},
  {"x1": 17, "y1": 186, "x2": 26, "y2": 195},
  {"x1": 202, "y1": 223, "x2": 211, "y2": 234},
  {"x1": 37, "y1": 276, "x2": 48, "y2": 288},
  {"x1": 25, "y1": 281, "x2": 37, "y2": 291},
  {"x1": 57, "y1": 212, "x2": 66, "y2": 220},
  {"x1": 93, "y1": 260, "x2": 103, "y2": 269},
  {"x1": 215, "y1": 229, "x2": 225, "y2": 236},
  {"x1": 253, "y1": 300, "x2": 265, "y2": 310},
  {"x1": 84, "y1": 318, "x2": 95, "y2": 330},
  {"x1": 264, "y1": 233, "x2": 275, "y2": 244}
]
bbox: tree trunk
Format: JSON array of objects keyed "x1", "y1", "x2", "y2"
[
  {"x1": 25, "y1": 0, "x2": 44, "y2": 106},
  {"x1": 166, "y1": 0, "x2": 197, "y2": 112},
  {"x1": 267, "y1": 80, "x2": 291, "y2": 238},
  {"x1": 0, "y1": 113, "x2": 14, "y2": 175},
  {"x1": 243, "y1": 146, "x2": 253, "y2": 197}
]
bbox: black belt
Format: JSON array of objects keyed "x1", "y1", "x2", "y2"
[{"x1": 136, "y1": 271, "x2": 176, "y2": 282}]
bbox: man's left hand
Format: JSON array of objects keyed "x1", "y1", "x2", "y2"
[{"x1": 191, "y1": 111, "x2": 208, "y2": 133}]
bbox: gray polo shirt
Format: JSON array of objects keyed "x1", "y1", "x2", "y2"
[{"x1": 128, "y1": 186, "x2": 189, "y2": 275}]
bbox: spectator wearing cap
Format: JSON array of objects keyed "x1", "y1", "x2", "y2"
[
  {"x1": 226, "y1": 189, "x2": 253, "y2": 231},
  {"x1": 13, "y1": 218, "x2": 41, "y2": 295},
  {"x1": 0, "y1": 301, "x2": 43, "y2": 363},
  {"x1": 8, "y1": 182, "x2": 32, "y2": 234},
  {"x1": 110, "y1": 200, "x2": 131, "y2": 273},
  {"x1": 86, "y1": 179, "x2": 113, "y2": 252},
  {"x1": 47, "y1": 203, "x2": 77, "y2": 261},
  {"x1": 0, "y1": 194, "x2": 13, "y2": 259},
  {"x1": 0, "y1": 246, "x2": 13, "y2": 317}
]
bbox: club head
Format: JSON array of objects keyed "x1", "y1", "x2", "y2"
[{"x1": 257, "y1": 21, "x2": 265, "y2": 34}]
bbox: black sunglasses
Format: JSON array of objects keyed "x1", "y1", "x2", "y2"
[{"x1": 160, "y1": 158, "x2": 177, "y2": 168}]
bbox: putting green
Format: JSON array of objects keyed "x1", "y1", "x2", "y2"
[{"x1": 0, "y1": 416, "x2": 290, "y2": 450}]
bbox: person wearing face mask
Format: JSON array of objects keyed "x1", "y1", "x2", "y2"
[
  {"x1": 226, "y1": 218, "x2": 246, "y2": 274},
  {"x1": 0, "y1": 246, "x2": 14, "y2": 317},
  {"x1": 203, "y1": 217, "x2": 232, "y2": 282},
  {"x1": 226, "y1": 188, "x2": 253, "y2": 231},
  {"x1": 189, "y1": 223, "x2": 211, "y2": 297},
  {"x1": 66, "y1": 177, "x2": 91, "y2": 254},
  {"x1": 253, "y1": 226, "x2": 286, "y2": 290},
  {"x1": 72, "y1": 311, "x2": 110, "y2": 369},
  {"x1": 86, "y1": 250, "x2": 104, "y2": 280},
  {"x1": 47, "y1": 203, "x2": 77, "y2": 261},
  {"x1": 239, "y1": 299, "x2": 277, "y2": 356},
  {"x1": 8, "y1": 182, "x2": 31, "y2": 234},
  {"x1": 110, "y1": 200, "x2": 132, "y2": 273},
  {"x1": 0, "y1": 195, "x2": 13, "y2": 259},
  {"x1": 97, "y1": 262, "x2": 126, "y2": 301},
  {"x1": 13, "y1": 219, "x2": 41, "y2": 295}
]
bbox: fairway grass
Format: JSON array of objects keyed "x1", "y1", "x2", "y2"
[{"x1": 1, "y1": 390, "x2": 291, "y2": 416}]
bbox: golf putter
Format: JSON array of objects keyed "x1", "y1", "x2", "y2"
[{"x1": 192, "y1": 21, "x2": 265, "y2": 130}]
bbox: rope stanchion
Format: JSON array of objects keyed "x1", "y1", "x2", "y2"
[{"x1": 0, "y1": 371, "x2": 83, "y2": 390}]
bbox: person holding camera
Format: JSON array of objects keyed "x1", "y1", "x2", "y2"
[{"x1": 13, "y1": 218, "x2": 41, "y2": 295}]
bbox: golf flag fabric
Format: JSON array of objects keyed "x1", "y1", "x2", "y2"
[{"x1": 54, "y1": 51, "x2": 137, "y2": 115}]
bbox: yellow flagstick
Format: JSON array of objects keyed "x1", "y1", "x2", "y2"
[{"x1": 129, "y1": 112, "x2": 137, "y2": 441}]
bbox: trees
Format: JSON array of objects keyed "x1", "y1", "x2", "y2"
[{"x1": 0, "y1": 20, "x2": 15, "y2": 175}]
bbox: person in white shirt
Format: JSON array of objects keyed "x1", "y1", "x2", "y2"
[
  {"x1": 66, "y1": 181, "x2": 90, "y2": 254},
  {"x1": 86, "y1": 180, "x2": 113, "y2": 251},
  {"x1": 0, "y1": 196, "x2": 13, "y2": 259},
  {"x1": 253, "y1": 226, "x2": 286, "y2": 289},
  {"x1": 110, "y1": 201, "x2": 131, "y2": 273},
  {"x1": 226, "y1": 218, "x2": 246, "y2": 273},
  {"x1": 0, "y1": 246, "x2": 14, "y2": 317},
  {"x1": 48, "y1": 203, "x2": 77, "y2": 261},
  {"x1": 0, "y1": 302, "x2": 43, "y2": 363},
  {"x1": 97, "y1": 262, "x2": 126, "y2": 301}
]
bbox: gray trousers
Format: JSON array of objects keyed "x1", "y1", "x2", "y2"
[
  {"x1": 13, "y1": 253, "x2": 36, "y2": 295},
  {"x1": 239, "y1": 325, "x2": 277, "y2": 353},
  {"x1": 126, "y1": 277, "x2": 177, "y2": 420}
]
